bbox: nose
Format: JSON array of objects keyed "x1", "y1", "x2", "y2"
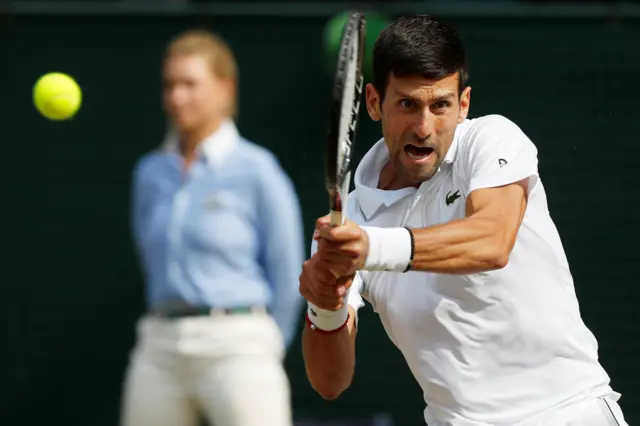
[
  {"x1": 413, "y1": 109, "x2": 435, "y2": 142},
  {"x1": 166, "y1": 86, "x2": 188, "y2": 109}
]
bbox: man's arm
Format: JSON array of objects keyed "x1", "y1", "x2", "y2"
[
  {"x1": 302, "y1": 304, "x2": 358, "y2": 400},
  {"x1": 259, "y1": 157, "x2": 306, "y2": 349},
  {"x1": 315, "y1": 181, "x2": 527, "y2": 276},
  {"x1": 299, "y1": 250, "x2": 365, "y2": 400},
  {"x1": 409, "y1": 179, "x2": 528, "y2": 273}
]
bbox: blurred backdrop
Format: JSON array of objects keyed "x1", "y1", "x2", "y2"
[{"x1": 2, "y1": 1, "x2": 639, "y2": 425}]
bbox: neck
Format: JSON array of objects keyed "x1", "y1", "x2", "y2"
[
  {"x1": 378, "y1": 161, "x2": 421, "y2": 190},
  {"x1": 179, "y1": 118, "x2": 226, "y2": 160}
]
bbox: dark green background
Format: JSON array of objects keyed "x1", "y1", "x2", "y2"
[{"x1": 2, "y1": 11, "x2": 638, "y2": 426}]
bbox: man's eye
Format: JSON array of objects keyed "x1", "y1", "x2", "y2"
[
  {"x1": 400, "y1": 99, "x2": 415, "y2": 109},
  {"x1": 433, "y1": 101, "x2": 451, "y2": 110}
]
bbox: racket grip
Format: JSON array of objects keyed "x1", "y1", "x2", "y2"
[
  {"x1": 329, "y1": 210, "x2": 343, "y2": 226},
  {"x1": 328, "y1": 210, "x2": 343, "y2": 278}
]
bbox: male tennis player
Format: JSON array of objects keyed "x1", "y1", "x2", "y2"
[{"x1": 300, "y1": 15, "x2": 628, "y2": 426}]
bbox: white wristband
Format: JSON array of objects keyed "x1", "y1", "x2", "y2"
[
  {"x1": 307, "y1": 303, "x2": 349, "y2": 331},
  {"x1": 361, "y1": 226, "x2": 414, "y2": 272}
]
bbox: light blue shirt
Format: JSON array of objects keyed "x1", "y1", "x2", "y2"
[{"x1": 130, "y1": 121, "x2": 305, "y2": 347}]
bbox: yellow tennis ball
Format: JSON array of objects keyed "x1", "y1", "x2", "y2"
[{"x1": 33, "y1": 72, "x2": 82, "y2": 120}]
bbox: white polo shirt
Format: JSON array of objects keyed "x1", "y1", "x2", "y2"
[{"x1": 342, "y1": 115, "x2": 613, "y2": 425}]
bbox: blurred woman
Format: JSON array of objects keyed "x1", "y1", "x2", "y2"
[{"x1": 121, "y1": 30, "x2": 304, "y2": 426}]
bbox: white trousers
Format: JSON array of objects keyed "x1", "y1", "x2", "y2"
[
  {"x1": 120, "y1": 313, "x2": 292, "y2": 426},
  {"x1": 425, "y1": 394, "x2": 628, "y2": 426},
  {"x1": 532, "y1": 395, "x2": 628, "y2": 426}
]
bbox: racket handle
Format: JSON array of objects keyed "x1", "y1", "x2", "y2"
[
  {"x1": 328, "y1": 210, "x2": 343, "y2": 278},
  {"x1": 329, "y1": 210, "x2": 343, "y2": 227}
]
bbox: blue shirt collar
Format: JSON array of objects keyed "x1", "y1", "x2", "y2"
[{"x1": 161, "y1": 119, "x2": 240, "y2": 167}]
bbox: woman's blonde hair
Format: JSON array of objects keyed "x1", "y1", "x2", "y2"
[{"x1": 166, "y1": 29, "x2": 238, "y2": 118}]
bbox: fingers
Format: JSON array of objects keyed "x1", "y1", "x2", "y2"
[
  {"x1": 299, "y1": 282, "x2": 345, "y2": 310},
  {"x1": 318, "y1": 225, "x2": 362, "y2": 242},
  {"x1": 337, "y1": 275, "x2": 354, "y2": 293},
  {"x1": 317, "y1": 238, "x2": 365, "y2": 259},
  {"x1": 298, "y1": 258, "x2": 354, "y2": 311},
  {"x1": 311, "y1": 258, "x2": 340, "y2": 283},
  {"x1": 314, "y1": 277, "x2": 346, "y2": 297},
  {"x1": 315, "y1": 238, "x2": 366, "y2": 277},
  {"x1": 316, "y1": 217, "x2": 362, "y2": 243},
  {"x1": 300, "y1": 285, "x2": 344, "y2": 310},
  {"x1": 315, "y1": 215, "x2": 331, "y2": 230},
  {"x1": 315, "y1": 216, "x2": 332, "y2": 241},
  {"x1": 315, "y1": 255, "x2": 360, "y2": 278}
]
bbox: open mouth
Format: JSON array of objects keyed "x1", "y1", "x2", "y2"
[{"x1": 404, "y1": 144, "x2": 434, "y2": 161}]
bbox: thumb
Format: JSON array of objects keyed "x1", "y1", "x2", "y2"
[{"x1": 315, "y1": 215, "x2": 331, "y2": 230}]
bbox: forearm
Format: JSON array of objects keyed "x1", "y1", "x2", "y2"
[
  {"x1": 363, "y1": 216, "x2": 508, "y2": 275},
  {"x1": 410, "y1": 216, "x2": 508, "y2": 273},
  {"x1": 302, "y1": 306, "x2": 357, "y2": 400}
]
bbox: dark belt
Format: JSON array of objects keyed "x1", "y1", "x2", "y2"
[{"x1": 150, "y1": 305, "x2": 266, "y2": 319}]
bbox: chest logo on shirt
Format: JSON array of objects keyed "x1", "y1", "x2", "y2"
[
  {"x1": 498, "y1": 158, "x2": 508, "y2": 167},
  {"x1": 445, "y1": 190, "x2": 461, "y2": 206}
]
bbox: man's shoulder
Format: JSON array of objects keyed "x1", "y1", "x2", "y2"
[
  {"x1": 468, "y1": 114, "x2": 515, "y2": 127},
  {"x1": 460, "y1": 114, "x2": 525, "y2": 141},
  {"x1": 456, "y1": 114, "x2": 536, "y2": 157}
]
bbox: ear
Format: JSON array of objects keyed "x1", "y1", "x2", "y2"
[
  {"x1": 457, "y1": 86, "x2": 471, "y2": 123},
  {"x1": 366, "y1": 83, "x2": 382, "y2": 122}
]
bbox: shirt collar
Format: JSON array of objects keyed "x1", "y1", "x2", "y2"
[
  {"x1": 443, "y1": 123, "x2": 461, "y2": 164},
  {"x1": 161, "y1": 119, "x2": 240, "y2": 167},
  {"x1": 353, "y1": 124, "x2": 462, "y2": 220}
]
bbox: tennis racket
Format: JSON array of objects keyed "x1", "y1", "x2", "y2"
[{"x1": 325, "y1": 12, "x2": 366, "y2": 228}]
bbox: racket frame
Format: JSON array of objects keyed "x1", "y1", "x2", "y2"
[{"x1": 325, "y1": 12, "x2": 366, "y2": 227}]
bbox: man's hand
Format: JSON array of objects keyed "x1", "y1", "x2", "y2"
[
  {"x1": 314, "y1": 215, "x2": 370, "y2": 278},
  {"x1": 299, "y1": 255, "x2": 354, "y2": 311}
]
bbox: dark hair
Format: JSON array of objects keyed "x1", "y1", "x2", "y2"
[{"x1": 372, "y1": 14, "x2": 468, "y2": 100}]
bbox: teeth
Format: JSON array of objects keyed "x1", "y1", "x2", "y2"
[{"x1": 407, "y1": 152, "x2": 427, "y2": 159}]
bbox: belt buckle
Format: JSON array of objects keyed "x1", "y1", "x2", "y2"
[{"x1": 208, "y1": 306, "x2": 266, "y2": 317}]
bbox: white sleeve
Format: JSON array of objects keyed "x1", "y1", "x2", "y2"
[
  {"x1": 461, "y1": 115, "x2": 539, "y2": 196},
  {"x1": 309, "y1": 238, "x2": 366, "y2": 316},
  {"x1": 346, "y1": 273, "x2": 365, "y2": 326}
]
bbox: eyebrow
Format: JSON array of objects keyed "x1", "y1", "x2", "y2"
[{"x1": 394, "y1": 90, "x2": 456, "y2": 102}]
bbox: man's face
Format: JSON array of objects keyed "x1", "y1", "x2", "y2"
[
  {"x1": 366, "y1": 73, "x2": 471, "y2": 184},
  {"x1": 162, "y1": 53, "x2": 233, "y2": 132}
]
